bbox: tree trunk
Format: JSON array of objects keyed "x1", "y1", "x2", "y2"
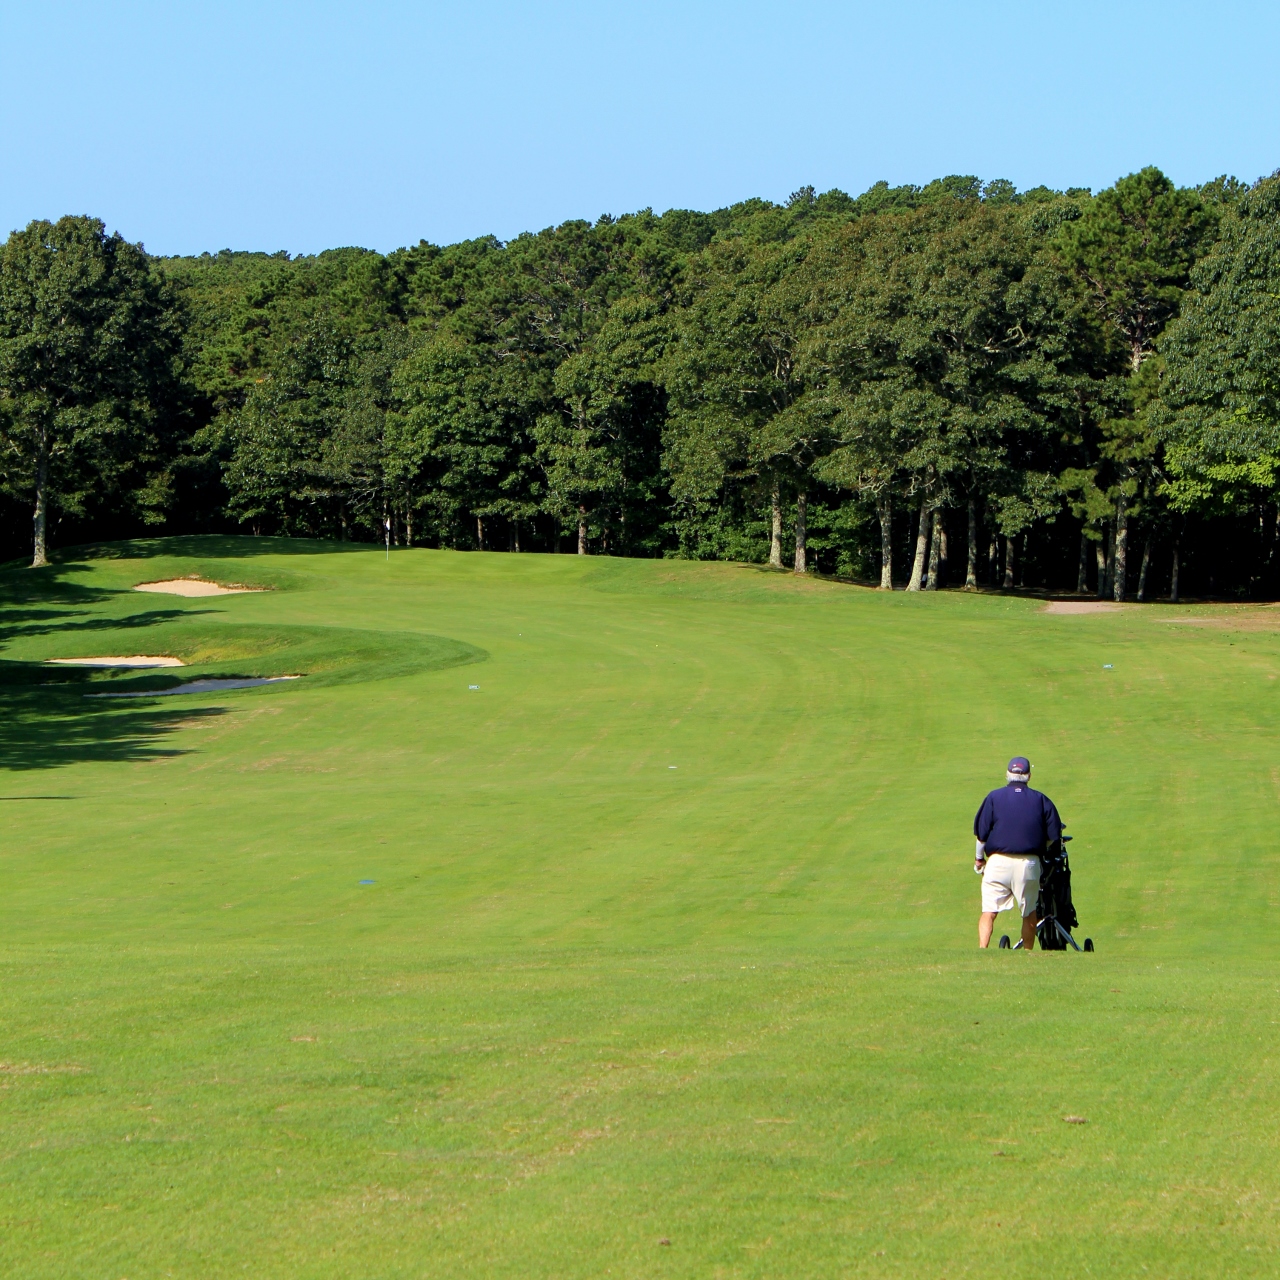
[
  {"x1": 906, "y1": 498, "x2": 930, "y2": 591},
  {"x1": 769, "y1": 477, "x2": 783, "y2": 567},
  {"x1": 476, "y1": 515, "x2": 484, "y2": 550},
  {"x1": 1003, "y1": 536, "x2": 1015, "y2": 590},
  {"x1": 1077, "y1": 530, "x2": 1089, "y2": 594},
  {"x1": 793, "y1": 490, "x2": 807, "y2": 573},
  {"x1": 965, "y1": 498, "x2": 978, "y2": 590},
  {"x1": 31, "y1": 435, "x2": 49, "y2": 568},
  {"x1": 1113, "y1": 498, "x2": 1129, "y2": 602},
  {"x1": 938, "y1": 523, "x2": 949, "y2": 587},
  {"x1": 877, "y1": 493, "x2": 893, "y2": 589},
  {"x1": 1170, "y1": 540, "x2": 1180, "y2": 602},
  {"x1": 1136, "y1": 537, "x2": 1151, "y2": 601},
  {"x1": 405, "y1": 510, "x2": 413, "y2": 547},
  {"x1": 1105, "y1": 520, "x2": 1116, "y2": 598},
  {"x1": 988, "y1": 533, "x2": 999, "y2": 587},
  {"x1": 925, "y1": 507, "x2": 942, "y2": 590},
  {"x1": 514, "y1": 520, "x2": 521, "y2": 553},
  {"x1": 1095, "y1": 533, "x2": 1107, "y2": 599},
  {"x1": 577, "y1": 507, "x2": 588, "y2": 555}
]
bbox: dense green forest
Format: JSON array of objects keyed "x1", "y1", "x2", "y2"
[{"x1": 3, "y1": 167, "x2": 1279, "y2": 597}]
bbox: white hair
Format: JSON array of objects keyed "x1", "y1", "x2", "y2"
[{"x1": 1006, "y1": 769, "x2": 1030, "y2": 783}]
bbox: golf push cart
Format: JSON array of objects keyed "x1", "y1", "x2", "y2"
[{"x1": 999, "y1": 830, "x2": 1094, "y2": 952}]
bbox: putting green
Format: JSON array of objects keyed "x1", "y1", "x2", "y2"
[{"x1": 2, "y1": 539, "x2": 1278, "y2": 1278}]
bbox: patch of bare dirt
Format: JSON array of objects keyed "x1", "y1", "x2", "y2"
[
  {"x1": 1044, "y1": 601, "x2": 1126, "y2": 615},
  {"x1": 1162, "y1": 606, "x2": 1280, "y2": 630}
]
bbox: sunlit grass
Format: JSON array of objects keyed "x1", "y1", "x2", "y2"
[{"x1": 1, "y1": 539, "x2": 1278, "y2": 1277}]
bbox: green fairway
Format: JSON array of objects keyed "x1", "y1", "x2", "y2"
[{"x1": 3, "y1": 539, "x2": 1280, "y2": 1278}]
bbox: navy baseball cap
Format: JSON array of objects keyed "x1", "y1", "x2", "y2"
[{"x1": 1008, "y1": 756, "x2": 1031, "y2": 774}]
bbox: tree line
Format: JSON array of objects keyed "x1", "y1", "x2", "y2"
[{"x1": 3, "y1": 167, "x2": 1280, "y2": 598}]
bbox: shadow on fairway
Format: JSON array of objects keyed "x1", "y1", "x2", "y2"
[
  {"x1": 2, "y1": 536, "x2": 377, "y2": 597},
  {"x1": 55, "y1": 534, "x2": 374, "y2": 561},
  {"x1": 0, "y1": 606, "x2": 208, "y2": 649},
  {"x1": 0, "y1": 562, "x2": 116, "y2": 608},
  {"x1": 0, "y1": 562, "x2": 226, "y2": 771},
  {"x1": 0, "y1": 682, "x2": 225, "y2": 772},
  {"x1": 0, "y1": 562, "x2": 214, "y2": 647}
]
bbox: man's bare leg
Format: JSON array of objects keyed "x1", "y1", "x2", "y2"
[
  {"x1": 1021, "y1": 913, "x2": 1038, "y2": 951},
  {"x1": 979, "y1": 911, "x2": 999, "y2": 948}
]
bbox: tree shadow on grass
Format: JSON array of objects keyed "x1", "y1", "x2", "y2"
[
  {"x1": 0, "y1": 534, "x2": 363, "y2": 570},
  {"x1": 57, "y1": 534, "x2": 376, "y2": 561},
  {"x1": 0, "y1": 561, "x2": 115, "y2": 608},
  {"x1": 0, "y1": 606, "x2": 208, "y2": 649},
  {"x1": 0, "y1": 562, "x2": 232, "y2": 772},
  {"x1": 0, "y1": 682, "x2": 227, "y2": 772},
  {"x1": 0, "y1": 560, "x2": 222, "y2": 649}
]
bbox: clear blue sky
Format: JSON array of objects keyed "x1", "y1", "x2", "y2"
[{"x1": 2, "y1": 1, "x2": 1277, "y2": 257}]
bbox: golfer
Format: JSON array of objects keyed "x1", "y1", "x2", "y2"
[{"x1": 973, "y1": 756, "x2": 1062, "y2": 950}]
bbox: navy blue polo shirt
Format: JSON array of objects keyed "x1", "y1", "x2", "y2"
[{"x1": 974, "y1": 782, "x2": 1062, "y2": 855}]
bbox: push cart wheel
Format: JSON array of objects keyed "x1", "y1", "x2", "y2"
[
  {"x1": 998, "y1": 935, "x2": 1011, "y2": 950},
  {"x1": 1083, "y1": 938, "x2": 1094, "y2": 952}
]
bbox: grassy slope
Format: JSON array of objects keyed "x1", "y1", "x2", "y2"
[{"x1": 1, "y1": 539, "x2": 1278, "y2": 1278}]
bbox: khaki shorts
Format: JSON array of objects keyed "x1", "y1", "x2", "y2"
[{"x1": 981, "y1": 853, "x2": 1041, "y2": 918}]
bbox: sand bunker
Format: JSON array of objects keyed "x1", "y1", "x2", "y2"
[
  {"x1": 134, "y1": 578, "x2": 262, "y2": 597},
  {"x1": 1044, "y1": 601, "x2": 1125, "y2": 615},
  {"x1": 88, "y1": 676, "x2": 300, "y2": 699},
  {"x1": 47, "y1": 656, "x2": 185, "y2": 668}
]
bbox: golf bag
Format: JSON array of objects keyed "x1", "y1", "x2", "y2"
[
  {"x1": 999, "y1": 833, "x2": 1094, "y2": 951},
  {"x1": 1035, "y1": 835, "x2": 1092, "y2": 952}
]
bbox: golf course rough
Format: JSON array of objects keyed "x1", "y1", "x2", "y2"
[{"x1": 1, "y1": 536, "x2": 1279, "y2": 1278}]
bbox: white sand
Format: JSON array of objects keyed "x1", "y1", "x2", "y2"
[
  {"x1": 88, "y1": 675, "x2": 300, "y2": 699},
  {"x1": 47, "y1": 656, "x2": 185, "y2": 668},
  {"x1": 1044, "y1": 601, "x2": 1125, "y2": 615},
  {"x1": 134, "y1": 578, "x2": 262, "y2": 597}
]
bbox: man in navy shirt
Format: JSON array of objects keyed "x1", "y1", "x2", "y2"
[{"x1": 973, "y1": 756, "x2": 1062, "y2": 950}]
